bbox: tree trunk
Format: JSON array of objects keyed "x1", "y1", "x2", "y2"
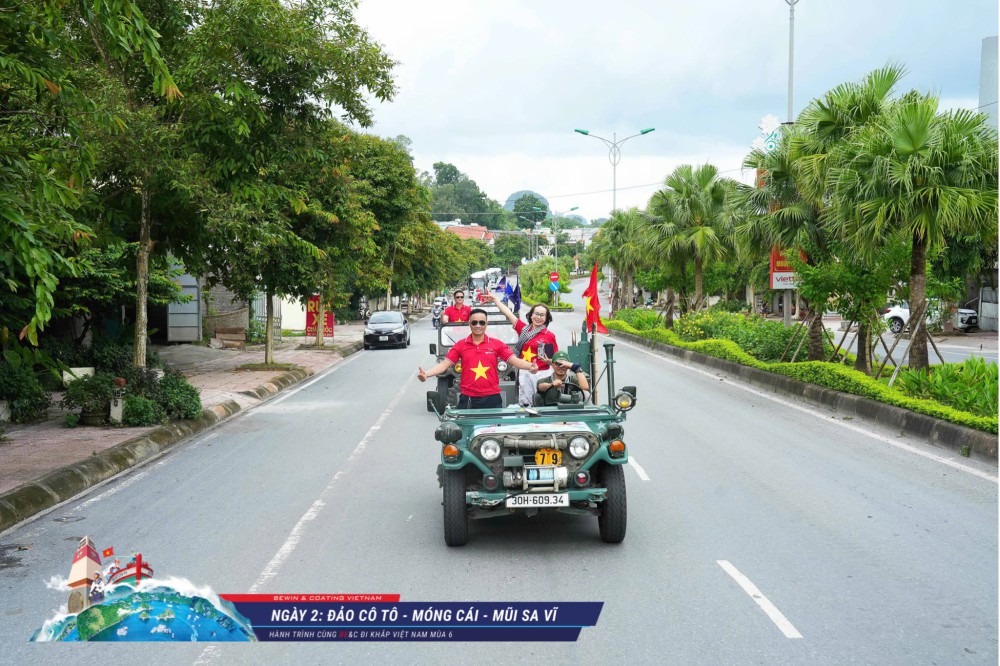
[
  {"x1": 853, "y1": 320, "x2": 871, "y2": 374},
  {"x1": 265, "y1": 288, "x2": 274, "y2": 365},
  {"x1": 663, "y1": 288, "x2": 675, "y2": 329},
  {"x1": 907, "y1": 232, "x2": 929, "y2": 371},
  {"x1": 694, "y1": 255, "x2": 703, "y2": 311},
  {"x1": 623, "y1": 269, "x2": 634, "y2": 309},
  {"x1": 807, "y1": 301, "x2": 825, "y2": 361},
  {"x1": 316, "y1": 295, "x2": 326, "y2": 347},
  {"x1": 133, "y1": 188, "x2": 151, "y2": 369}
]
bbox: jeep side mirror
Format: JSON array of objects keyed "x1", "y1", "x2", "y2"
[
  {"x1": 429, "y1": 343, "x2": 437, "y2": 355},
  {"x1": 622, "y1": 386, "x2": 637, "y2": 398}
]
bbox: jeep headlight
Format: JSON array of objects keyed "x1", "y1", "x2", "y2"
[
  {"x1": 479, "y1": 438, "x2": 501, "y2": 461},
  {"x1": 568, "y1": 436, "x2": 590, "y2": 459},
  {"x1": 614, "y1": 390, "x2": 635, "y2": 412},
  {"x1": 497, "y1": 360, "x2": 508, "y2": 373},
  {"x1": 392, "y1": 326, "x2": 405, "y2": 333}
]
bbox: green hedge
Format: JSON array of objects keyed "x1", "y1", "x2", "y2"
[{"x1": 604, "y1": 319, "x2": 998, "y2": 434}]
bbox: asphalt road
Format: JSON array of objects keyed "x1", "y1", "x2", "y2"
[{"x1": 0, "y1": 279, "x2": 996, "y2": 664}]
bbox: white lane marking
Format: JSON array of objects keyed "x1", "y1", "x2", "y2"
[
  {"x1": 717, "y1": 560, "x2": 803, "y2": 639},
  {"x1": 628, "y1": 457, "x2": 650, "y2": 481},
  {"x1": 248, "y1": 373, "x2": 413, "y2": 593},
  {"x1": 74, "y1": 470, "x2": 151, "y2": 510},
  {"x1": 613, "y1": 336, "x2": 998, "y2": 483},
  {"x1": 245, "y1": 352, "x2": 364, "y2": 414},
  {"x1": 194, "y1": 373, "x2": 413, "y2": 665}
]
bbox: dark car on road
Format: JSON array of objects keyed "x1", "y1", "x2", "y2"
[{"x1": 363, "y1": 311, "x2": 411, "y2": 349}]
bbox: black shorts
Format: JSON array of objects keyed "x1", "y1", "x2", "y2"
[{"x1": 457, "y1": 393, "x2": 503, "y2": 409}]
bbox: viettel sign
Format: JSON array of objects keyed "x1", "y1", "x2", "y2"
[{"x1": 770, "y1": 246, "x2": 798, "y2": 290}]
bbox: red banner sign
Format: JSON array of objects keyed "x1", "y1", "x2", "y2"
[{"x1": 306, "y1": 295, "x2": 334, "y2": 337}]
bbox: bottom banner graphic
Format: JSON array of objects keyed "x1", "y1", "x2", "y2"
[{"x1": 32, "y1": 537, "x2": 603, "y2": 642}]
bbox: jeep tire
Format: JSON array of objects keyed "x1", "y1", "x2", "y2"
[
  {"x1": 598, "y1": 463, "x2": 627, "y2": 543},
  {"x1": 442, "y1": 469, "x2": 469, "y2": 546},
  {"x1": 435, "y1": 377, "x2": 451, "y2": 412}
]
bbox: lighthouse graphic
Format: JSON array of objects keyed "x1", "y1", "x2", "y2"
[{"x1": 67, "y1": 536, "x2": 102, "y2": 614}]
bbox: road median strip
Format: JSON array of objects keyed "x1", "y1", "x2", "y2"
[{"x1": 607, "y1": 328, "x2": 997, "y2": 463}]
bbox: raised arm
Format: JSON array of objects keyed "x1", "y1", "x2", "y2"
[{"x1": 489, "y1": 292, "x2": 518, "y2": 325}]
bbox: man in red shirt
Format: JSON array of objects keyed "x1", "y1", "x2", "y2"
[
  {"x1": 418, "y1": 308, "x2": 538, "y2": 408},
  {"x1": 441, "y1": 290, "x2": 472, "y2": 324}
]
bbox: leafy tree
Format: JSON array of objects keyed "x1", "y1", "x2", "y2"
[
  {"x1": 512, "y1": 194, "x2": 547, "y2": 229},
  {"x1": 0, "y1": 0, "x2": 179, "y2": 345},
  {"x1": 178, "y1": 0, "x2": 397, "y2": 363},
  {"x1": 433, "y1": 162, "x2": 462, "y2": 185},
  {"x1": 492, "y1": 233, "x2": 530, "y2": 271}
]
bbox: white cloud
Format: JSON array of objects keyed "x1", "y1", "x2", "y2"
[{"x1": 355, "y1": 0, "x2": 997, "y2": 221}]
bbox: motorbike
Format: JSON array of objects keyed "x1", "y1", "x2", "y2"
[
  {"x1": 431, "y1": 305, "x2": 443, "y2": 329},
  {"x1": 359, "y1": 305, "x2": 371, "y2": 323}
]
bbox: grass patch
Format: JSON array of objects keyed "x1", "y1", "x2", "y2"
[
  {"x1": 282, "y1": 329, "x2": 306, "y2": 337},
  {"x1": 237, "y1": 363, "x2": 301, "y2": 372}
]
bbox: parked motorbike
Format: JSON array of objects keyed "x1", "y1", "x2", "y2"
[{"x1": 431, "y1": 305, "x2": 443, "y2": 329}]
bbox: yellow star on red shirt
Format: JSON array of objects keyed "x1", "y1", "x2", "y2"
[
  {"x1": 521, "y1": 347, "x2": 536, "y2": 363},
  {"x1": 470, "y1": 360, "x2": 489, "y2": 380}
]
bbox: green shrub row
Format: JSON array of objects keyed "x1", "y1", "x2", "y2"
[{"x1": 604, "y1": 319, "x2": 998, "y2": 434}]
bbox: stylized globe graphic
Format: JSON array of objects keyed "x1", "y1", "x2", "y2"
[{"x1": 33, "y1": 583, "x2": 256, "y2": 642}]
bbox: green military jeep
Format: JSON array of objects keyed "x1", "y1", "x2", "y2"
[{"x1": 427, "y1": 324, "x2": 636, "y2": 546}]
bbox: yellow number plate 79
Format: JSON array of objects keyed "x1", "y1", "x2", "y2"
[{"x1": 534, "y1": 448, "x2": 562, "y2": 466}]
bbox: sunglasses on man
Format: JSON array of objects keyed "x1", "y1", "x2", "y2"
[{"x1": 469, "y1": 319, "x2": 487, "y2": 326}]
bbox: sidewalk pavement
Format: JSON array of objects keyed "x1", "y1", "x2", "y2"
[{"x1": 0, "y1": 320, "x2": 389, "y2": 532}]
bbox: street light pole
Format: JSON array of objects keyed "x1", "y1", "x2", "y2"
[
  {"x1": 574, "y1": 128, "x2": 655, "y2": 214},
  {"x1": 783, "y1": 0, "x2": 799, "y2": 328}
]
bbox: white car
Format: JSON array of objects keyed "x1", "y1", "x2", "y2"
[
  {"x1": 883, "y1": 301, "x2": 978, "y2": 334},
  {"x1": 432, "y1": 296, "x2": 448, "y2": 308}
]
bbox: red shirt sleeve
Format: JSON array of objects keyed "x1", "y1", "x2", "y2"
[
  {"x1": 513, "y1": 319, "x2": 526, "y2": 335},
  {"x1": 495, "y1": 339, "x2": 515, "y2": 362},
  {"x1": 445, "y1": 340, "x2": 464, "y2": 364}
]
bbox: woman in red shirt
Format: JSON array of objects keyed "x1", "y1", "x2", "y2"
[{"x1": 489, "y1": 292, "x2": 558, "y2": 406}]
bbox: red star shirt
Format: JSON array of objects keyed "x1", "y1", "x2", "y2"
[
  {"x1": 446, "y1": 335, "x2": 515, "y2": 397},
  {"x1": 513, "y1": 320, "x2": 558, "y2": 371},
  {"x1": 443, "y1": 304, "x2": 472, "y2": 323}
]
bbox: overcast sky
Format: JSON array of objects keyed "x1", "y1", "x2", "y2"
[{"x1": 354, "y1": 0, "x2": 998, "y2": 222}]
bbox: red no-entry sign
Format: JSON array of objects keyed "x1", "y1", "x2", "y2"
[{"x1": 549, "y1": 271, "x2": 559, "y2": 282}]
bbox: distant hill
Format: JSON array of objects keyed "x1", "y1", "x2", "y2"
[{"x1": 503, "y1": 190, "x2": 549, "y2": 211}]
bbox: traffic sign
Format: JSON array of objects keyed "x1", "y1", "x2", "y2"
[
  {"x1": 549, "y1": 271, "x2": 559, "y2": 282},
  {"x1": 549, "y1": 281, "x2": 559, "y2": 291}
]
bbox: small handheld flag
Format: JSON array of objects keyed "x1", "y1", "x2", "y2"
[{"x1": 511, "y1": 283, "x2": 522, "y2": 313}]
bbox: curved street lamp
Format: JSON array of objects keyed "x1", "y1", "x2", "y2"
[{"x1": 574, "y1": 128, "x2": 655, "y2": 213}]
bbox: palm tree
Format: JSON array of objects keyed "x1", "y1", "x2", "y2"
[
  {"x1": 656, "y1": 164, "x2": 734, "y2": 311},
  {"x1": 589, "y1": 209, "x2": 647, "y2": 311},
  {"x1": 792, "y1": 64, "x2": 908, "y2": 373},
  {"x1": 827, "y1": 94, "x2": 998, "y2": 370},
  {"x1": 732, "y1": 124, "x2": 829, "y2": 360},
  {"x1": 645, "y1": 190, "x2": 688, "y2": 328}
]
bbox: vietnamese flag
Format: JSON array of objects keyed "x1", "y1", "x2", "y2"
[
  {"x1": 582, "y1": 263, "x2": 608, "y2": 334},
  {"x1": 102, "y1": 547, "x2": 114, "y2": 558}
]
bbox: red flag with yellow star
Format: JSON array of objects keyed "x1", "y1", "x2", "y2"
[{"x1": 583, "y1": 263, "x2": 608, "y2": 334}]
